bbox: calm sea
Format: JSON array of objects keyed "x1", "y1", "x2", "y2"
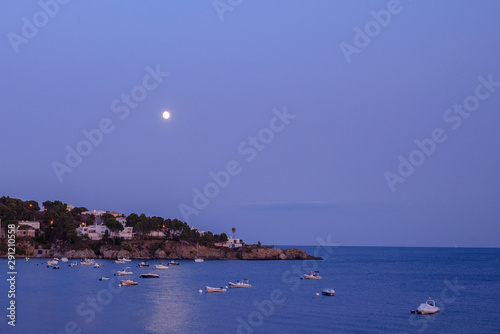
[{"x1": 1, "y1": 246, "x2": 499, "y2": 333}]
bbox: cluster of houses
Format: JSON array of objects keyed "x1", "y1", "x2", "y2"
[
  {"x1": 77, "y1": 209, "x2": 135, "y2": 240},
  {"x1": 1, "y1": 204, "x2": 244, "y2": 248}
]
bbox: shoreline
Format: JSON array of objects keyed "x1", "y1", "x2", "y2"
[{"x1": 3, "y1": 239, "x2": 322, "y2": 261}]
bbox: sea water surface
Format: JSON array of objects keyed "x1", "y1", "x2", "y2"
[{"x1": 1, "y1": 246, "x2": 499, "y2": 333}]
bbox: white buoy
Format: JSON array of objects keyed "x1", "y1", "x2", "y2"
[
  {"x1": 199, "y1": 289, "x2": 203, "y2": 293},
  {"x1": 225, "y1": 286, "x2": 229, "y2": 289},
  {"x1": 316, "y1": 293, "x2": 320, "y2": 296},
  {"x1": 119, "y1": 284, "x2": 122, "y2": 287}
]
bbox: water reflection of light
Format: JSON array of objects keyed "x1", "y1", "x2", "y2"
[{"x1": 142, "y1": 267, "x2": 195, "y2": 333}]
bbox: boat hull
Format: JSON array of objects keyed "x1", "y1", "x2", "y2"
[
  {"x1": 140, "y1": 274, "x2": 160, "y2": 278},
  {"x1": 121, "y1": 280, "x2": 138, "y2": 286},
  {"x1": 228, "y1": 282, "x2": 252, "y2": 288},
  {"x1": 205, "y1": 286, "x2": 226, "y2": 293},
  {"x1": 155, "y1": 265, "x2": 169, "y2": 269},
  {"x1": 304, "y1": 275, "x2": 322, "y2": 279},
  {"x1": 322, "y1": 290, "x2": 335, "y2": 296}
]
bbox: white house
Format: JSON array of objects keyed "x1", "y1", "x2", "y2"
[
  {"x1": 82, "y1": 210, "x2": 107, "y2": 217},
  {"x1": 77, "y1": 218, "x2": 134, "y2": 240},
  {"x1": 216, "y1": 237, "x2": 244, "y2": 248},
  {"x1": 77, "y1": 224, "x2": 109, "y2": 240}
]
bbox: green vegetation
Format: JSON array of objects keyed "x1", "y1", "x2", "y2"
[{"x1": 0, "y1": 195, "x2": 235, "y2": 248}]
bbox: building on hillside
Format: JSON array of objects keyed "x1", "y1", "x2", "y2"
[
  {"x1": 148, "y1": 231, "x2": 166, "y2": 238},
  {"x1": 15, "y1": 221, "x2": 40, "y2": 238},
  {"x1": 76, "y1": 224, "x2": 109, "y2": 240},
  {"x1": 18, "y1": 221, "x2": 40, "y2": 230},
  {"x1": 110, "y1": 211, "x2": 124, "y2": 217},
  {"x1": 16, "y1": 229, "x2": 35, "y2": 237},
  {"x1": 116, "y1": 216, "x2": 127, "y2": 225},
  {"x1": 215, "y1": 237, "x2": 244, "y2": 248},
  {"x1": 190, "y1": 226, "x2": 206, "y2": 236},
  {"x1": 66, "y1": 204, "x2": 75, "y2": 211},
  {"x1": 35, "y1": 245, "x2": 50, "y2": 257},
  {"x1": 82, "y1": 210, "x2": 106, "y2": 217}
]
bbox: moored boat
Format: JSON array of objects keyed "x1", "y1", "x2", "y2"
[
  {"x1": 116, "y1": 267, "x2": 133, "y2": 276},
  {"x1": 228, "y1": 278, "x2": 252, "y2": 288},
  {"x1": 61, "y1": 257, "x2": 69, "y2": 262},
  {"x1": 155, "y1": 263, "x2": 169, "y2": 269},
  {"x1": 80, "y1": 258, "x2": 95, "y2": 265},
  {"x1": 413, "y1": 299, "x2": 440, "y2": 315},
  {"x1": 322, "y1": 289, "x2": 335, "y2": 296},
  {"x1": 120, "y1": 279, "x2": 138, "y2": 286},
  {"x1": 194, "y1": 243, "x2": 204, "y2": 262},
  {"x1": 168, "y1": 261, "x2": 179, "y2": 265},
  {"x1": 99, "y1": 277, "x2": 109, "y2": 281},
  {"x1": 205, "y1": 286, "x2": 227, "y2": 293},
  {"x1": 304, "y1": 271, "x2": 322, "y2": 279},
  {"x1": 140, "y1": 272, "x2": 160, "y2": 278},
  {"x1": 69, "y1": 261, "x2": 77, "y2": 267},
  {"x1": 138, "y1": 261, "x2": 149, "y2": 267}
]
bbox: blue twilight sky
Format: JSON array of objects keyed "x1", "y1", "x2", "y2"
[{"x1": 1, "y1": 1, "x2": 499, "y2": 247}]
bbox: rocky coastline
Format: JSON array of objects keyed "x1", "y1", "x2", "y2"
[{"x1": 5, "y1": 239, "x2": 322, "y2": 261}]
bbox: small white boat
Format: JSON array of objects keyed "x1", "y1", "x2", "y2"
[
  {"x1": 140, "y1": 272, "x2": 160, "y2": 278},
  {"x1": 168, "y1": 261, "x2": 179, "y2": 265},
  {"x1": 94, "y1": 263, "x2": 101, "y2": 268},
  {"x1": 138, "y1": 261, "x2": 149, "y2": 267},
  {"x1": 205, "y1": 286, "x2": 227, "y2": 293},
  {"x1": 123, "y1": 258, "x2": 132, "y2": 262},
  {"x1": 80, "y1": 259, "x2": 95, "y2": 265},
  {"x1": 228, "y1": 278, "x2": 252, "y2": 288},
  {"x1": 304, "y1": 271, "x2": 322, "y2": 279},
  {"x1": 61, "y1": 257, "x2": 69, "y2": 263},
  {"x1": 414, "y1": 299, "x2": 440, "y2": 315},
  {"x1": 322, "y1": 289, "x2": 335, "y2": 296},
  {"x1": 194, "y1": 243, "x2": 204, "y2": 262},
  {"x1": 155, "y1": 263, "x2": 169, "y2": 269},
  {"x1": 120, "y1": 279, "x2": 138, "y2": 286},
  {"x1": 116, "y1": 267, "x2": 133, "y2": 276},
  {"x1": 115, "y1": 260, "x2": 126, "y2": 264},
  {"x1": 69, "y1": 261, "x2": 77, "y2": 267},
  {"x1": 25, "y1": 257, "x2": 29, "y2": 261},
  {"x1": 47, "y1": 259, "x2": 58, "y2": 265},
  {"x1": 99, "y1": 277, "x2": 109, "y2": 281}
]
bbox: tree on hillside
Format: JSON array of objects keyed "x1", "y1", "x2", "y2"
[
  {"x1": 104, "y1": 218, "x2": 124, "y2": 235},
  {"x1": 101, "y1": 212, "x2": 115, "y2": 222},
  {"x1": 104, "y1": 218, "x2": 124, "y2": 244},
  {"x1": 134, "y1": 220, "x2": 151, "y2": 237},
  {"x1": 126, "y1": 213, "x2": 140, "y2": 227},
  {"x1": 85, "y1": 214, "x2": 95, "y2": 225},
  {"x1": 70, "y1": 206, "x2": 88, "y2": 218}
]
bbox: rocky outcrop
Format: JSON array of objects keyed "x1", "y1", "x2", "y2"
[{"x1": 2, "y1": 239, "x2": 321, "y2": 260}]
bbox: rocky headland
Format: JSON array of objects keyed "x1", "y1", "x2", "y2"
[{"x1": 8, "y1": 239, "x2": 322, "y2": 260}]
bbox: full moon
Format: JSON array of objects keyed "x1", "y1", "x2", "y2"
[{"x1": 162, "y1": 111, "x2": 171, "y2": 120}]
